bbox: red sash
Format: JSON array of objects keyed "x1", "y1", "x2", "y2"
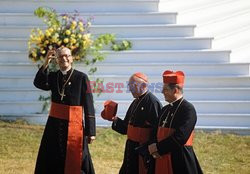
[
  {"x1": 155, "y1": 127, "x2": 194, "y2": 174},
  {"x1": 49, "y1": 102, "x2": 83, "y2": 174},
  {"x1": 127, "y1": 124, "x2": 152, "y2": 174}
]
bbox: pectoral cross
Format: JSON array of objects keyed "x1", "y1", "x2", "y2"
[
  {"x1": 162, "y1": 111, "x2": 171, "y2": 127},
  {"x1": 60, "y1": 88, "x2": 66, "y2": 101},
  {"x1": 162, "y1": 118, "x2": 168, "y2": 127}
]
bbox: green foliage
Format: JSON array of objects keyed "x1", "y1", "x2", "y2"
[{"x1": 29, "y1": 6, "x2": 132, "y2": 72}]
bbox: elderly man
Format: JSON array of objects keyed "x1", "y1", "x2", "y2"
[
  {"x1": 34, "y1": 47, "x2": 96, "y2": 174},
  {"x1": 102, "y1": 72, "x2": 162, "y2": 174},
  {"x1": 147, "y1": 70, "x2": 203, "y2": 174}
]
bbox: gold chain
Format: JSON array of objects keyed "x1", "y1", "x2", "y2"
[
  {"x1": 159, "y1": 98, "x2": 184, "y2": 128},
  {"x1": 57, "y1": 69, "x2": 74, "y2": 101}
]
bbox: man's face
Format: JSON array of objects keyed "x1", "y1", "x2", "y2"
[
  {"x1": 56, "y1": 48, "x2": 73, "y2": 70},
  {"x1": 128, "y1": 77, "x2": 145, "y2": 98},
  {"x1": 162, "y1": 83, "x2": 174, "y2": 103}
]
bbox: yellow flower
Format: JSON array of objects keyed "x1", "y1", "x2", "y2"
[
  {"x1": 48, "y1": 28, "x2": 54, "y2": 33},
  {"x1": 79, "y1": 27, "x2": 84, "y2": 32},
  {"x1": 57, "y1": 40, "x2": 62, "y2": 45},
  {"x1": 35, "y1": 36, "x2": 42, "y2": 43},
  {"x1": 78, "y1": 22, "x2": 83, "y2": 26},
  {"x1": 71, "y1": 34, "x2": 76, "y2": 38},
  {"x1": 71, "y1": 21, "x2": 77, "y2": 28},
  {"x1": 51, "y1": 36, "x2": 58, "y2": 43},
  {"x1": 77, "y1": 34, "x2": 82, "y2": 39},
  {"x1": 71, "y1": 21, "x2": 77, "y2": 29},
  {"x1": 87, "y1": 21, "x2": 91, "y2": 27},
  {"x1": 45, "y1": 31, "x2": 51, "y2": 37},
  {"x1": 30, "y1": 34, "x2": 34, "y2": 40},
  {"x1": 54, "y1": 33, "x2": 59, "y2": 38},
  {"x1": 83, "y1": 33, "x2": 91, "y2": 40},
  {"x1": 65, "y1": 30, "x2": 71, "y2": 35},
  {"x1": 70, "y1": 38, "x2": 76, "y2": 44},
  {"x1": 52, "y1": 25, "x2": 58, "y2": 30},
  {"x1": 38, "y1": 30, "x2": 43, "y2": 36},
  {"x1": 41, "y1": 50, "x2": 46, "y2": 54},
  {"x1": 83, "y1": 40, "x2": 90, "y2": 47},
  {"x1": 70, "y1": 45, "x2": 76, "y2": 50},
  {"x1": 64, "y1": 38, "x2": 69, "y2": 43},
  {"x1": 32, "y1": 52, "x2": 37, "y2": 57}
]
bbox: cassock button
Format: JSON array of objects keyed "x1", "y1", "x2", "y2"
[
  {"x1": 141, "y1": 107, "x2": 144, "y2": 110},
  {"x1": 68, "y1": 82, "x2": 71, "y2": 85}
]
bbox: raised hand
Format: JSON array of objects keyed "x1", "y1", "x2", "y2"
[{"x1": 42, "y1": 49, "x2": 57, "y2": 70}]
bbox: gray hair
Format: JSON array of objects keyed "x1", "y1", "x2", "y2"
[
  {"x1": 167, "y1": 83, "x2": 183, "y2": 94},
  {"x1": 56, "y1": 47, "x2": 72, "y2": 57}
]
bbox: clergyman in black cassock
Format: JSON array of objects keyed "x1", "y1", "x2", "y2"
[
  {"x1": 34, "y1": 47, "x2": 96, "y2": 174},
  {"x1": 147, "y1": 70, "x2": 203, "y2": 174},
  {"x1": 105, "y1": 72, "x2": 162, "y2": 174}
]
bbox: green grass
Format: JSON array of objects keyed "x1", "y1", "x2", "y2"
[{"x1": 0, "y1": 120, "x2": 249, "y2": 174}]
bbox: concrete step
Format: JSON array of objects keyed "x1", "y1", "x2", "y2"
[
  {"x1": 0, "y1": 62, "x2": 249, "y2": 76},
  {"x1": 212, "y1": 26, "x2": 250, "y2": 50},
  {"x1": 1, "y1": 75, "x2": 250, "y2": 89},
  {"x1": 176, "y1": 0, "x2": 250, "y2": 25},
  {"x1": 1, "y1": 87, "x2": 250, "y2": 102},
  {"x1": 0, "y1": 100, "x2": 249, "y2": 114},
  {"x1": 82, "y1": 63, "x2": 250, "y2": 76},
  {"x1": 159, "y1": 0, "x2": 235, "y2": 13},
  {"x1": 0, "y1": 50, "x2": 230, "y2": 63},
  {"x1": 0, "y1": 37, "x2": 213, "y2": 51},
  {"x1": 0, "y1": 24, "x2": 195, "y2": 38},
  {"x1": 0, "y1": 0, "x2": 159, "y2": 13},
  {"x1": 99, "y1": 50, "x2": 230, "y2": 63},
  {"x1": 196, "y1": 9, "x2": 250, "y2": 32},
  {"x1": 230, "y1": 43, "x2": 250, "y2": 63},
  {"x1": 0, "y1": 12, "x2": 176, "y2": 26},
  {"x1": 159, "y1": 0, "x2": 250, "y2": 65}
]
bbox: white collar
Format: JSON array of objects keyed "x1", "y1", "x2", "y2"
[
  {"x1": 60, "y1": 67, "x2": 71, "y2": 75},
  {"x1": 169, "y1": 96, "x2": 183, "y2": 106}
]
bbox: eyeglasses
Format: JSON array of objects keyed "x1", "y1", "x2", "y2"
[{"x1": 58, "y1": 54, "x2": 71, "y2": 58}]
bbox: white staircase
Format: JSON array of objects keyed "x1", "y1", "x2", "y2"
[
  {"x1": 0, "y1": 0, "x2": 249, "y2": 133},
  {"x1": 159, "y1": 0, "x2": 250, "y2": 63}
]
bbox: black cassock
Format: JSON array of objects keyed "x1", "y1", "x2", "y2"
[
  {"x1": 34, "y1": 67, "x2": 96, "y2": 174},
  {"x1": 112, "y1": 91, "x2": 162, "y2": 174},
  {"x1": 154, "y1": 97, "x2": 203, "y2": 174}
]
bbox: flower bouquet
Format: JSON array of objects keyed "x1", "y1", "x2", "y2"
[{"x1": 28, "y1": 7, "x2": 131, "y2": 73}]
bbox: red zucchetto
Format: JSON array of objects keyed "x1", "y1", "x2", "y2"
[
  {"x1": 162, "y1": 70, "x2": 185, "y2": 87},
  {"x1": 133, "y1": 72, "x2": 148, "y2": 82},
  {"x1": 101, "y1": 100, "x2": 118, "y2": 121}
]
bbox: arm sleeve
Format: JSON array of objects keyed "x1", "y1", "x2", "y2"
[
  {"x1": 148, "y1": 101, "x2": 163, "y2": 142},
  {"x1": 82, "y1": 74, "x2": 96, "y2": 136},
  {"x1": 111, "y1": 100, "x2": 136, "y2": 135},
  {"x1": 33, "y1": 67, "x2": 51, "y2": 91},
  {"x1": 156, "y1": 104, "x2": 197, "y2": 155},
  {"x1": 112, "y1": 117, "x2": 128, "y2": 135}
]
